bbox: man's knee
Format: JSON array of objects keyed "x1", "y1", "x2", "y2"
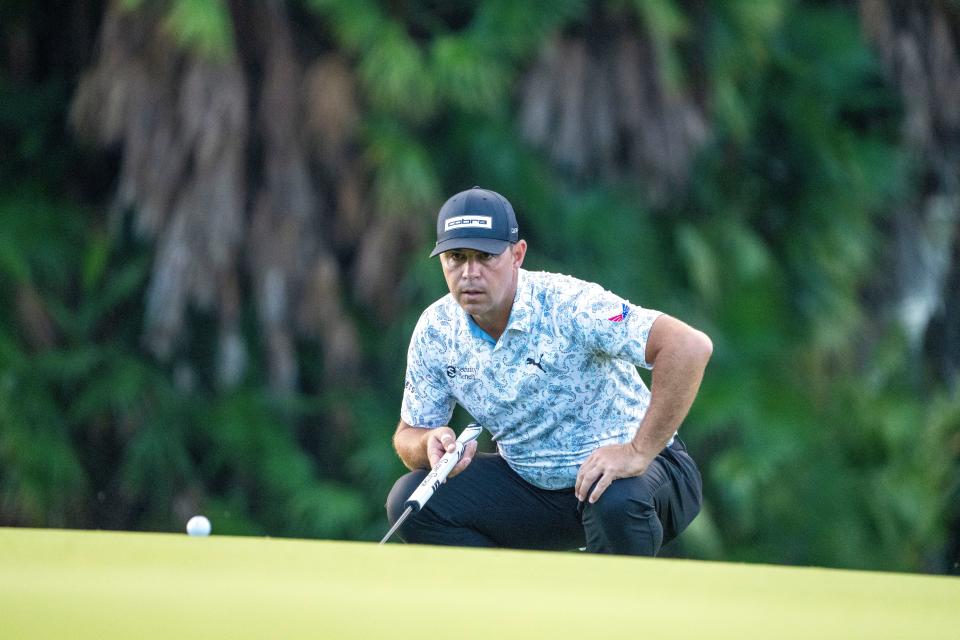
[
  {"x1": 386, "y1": 470, "x2": 427, "y2": 524},
  {"x1": 583, "y1": 478, "x2": 663, "y2": 556},
  {"x1": 593, "y1": 479, "x2": 657, "y2": 525}
]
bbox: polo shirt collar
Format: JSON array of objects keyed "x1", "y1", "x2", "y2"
[{"x1": 505, "y1": 268, "x2": 533, "y2": 334}]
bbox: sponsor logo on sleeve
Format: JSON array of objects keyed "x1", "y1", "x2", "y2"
[{"x1": 608, "y1": 303, "x2": 630, "y2": 323}]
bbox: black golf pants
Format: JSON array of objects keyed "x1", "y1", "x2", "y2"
[{"x1": 385, "y1": 438, "x2": 702, "y2": 556}]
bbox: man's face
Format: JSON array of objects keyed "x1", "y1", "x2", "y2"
[{"x1": 439, "y1": 241, "x2": 527, "y2": 321}]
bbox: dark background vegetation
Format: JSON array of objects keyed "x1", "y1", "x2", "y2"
[{"x1": 2, "y1": 0, "x2": 959, "y2": 573}]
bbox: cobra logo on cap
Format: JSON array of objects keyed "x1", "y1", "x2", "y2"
[{"x1": 444, "y1": 215, "x2": 493, "y2": 231}]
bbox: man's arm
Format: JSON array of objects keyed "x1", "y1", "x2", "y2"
[
  {"x1": 393, "y1": 420, "x2": 477, "y2": 478},
  {"x1": 574, "y1": 314, "x2": 712, "y2": 503},
  {"x1": 628, "y1": 314, "x2": 713, "y2": 460}
]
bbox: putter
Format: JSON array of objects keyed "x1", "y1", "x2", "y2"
[{"x1": 379, "y1": 423, "x2": 483, "y2": 545}]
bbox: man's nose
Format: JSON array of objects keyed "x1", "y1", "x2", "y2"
[{"x1": 462, "y1": 256, "x2": 481, "y2": 278}]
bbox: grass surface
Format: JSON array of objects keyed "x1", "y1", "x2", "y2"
[{"x1": 2, "y1": 527, "x2": 958, "y2": 638}]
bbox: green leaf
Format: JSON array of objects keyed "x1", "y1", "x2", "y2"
[
  {"x1": 675, "y1": 224, "x2": 719, "y2": 305},
  {"x1": 163, "y1": 0, "x2": 235, "y2": 60},
  {"x1": 305, "y1": 0, "x2": 384, "y2": 53},
  {"x1": 471, "y1": 0, "x2": 587, "y2": 59},
  {"x1": 359, "y1": 24, "x2": 437, "y2": 121},
  {"x1": 81, "y1": 232, "x2": 111, "y2": 293},
  {"x1": 432, "y1": 36, "x2": 510, "y2": 114},
  {"x1": 365, "y1": 120, "x2": 441, "y2": 217}
]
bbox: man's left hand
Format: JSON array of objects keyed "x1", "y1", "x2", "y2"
[{"x1": 575, "y1": 443, "x2": 652, "y2": 504}]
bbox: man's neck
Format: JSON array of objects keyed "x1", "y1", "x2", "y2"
[{"x1": 472, "y1": 305, "x2": 512, "y2": 341}]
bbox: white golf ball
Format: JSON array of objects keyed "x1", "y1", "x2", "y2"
[{"x1": 186, "y1": 515, "x2": 211, "y2": 537}]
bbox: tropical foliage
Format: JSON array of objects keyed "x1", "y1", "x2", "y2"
[{"x1": 1, "y1": 0, "x2": 957, "y2": 573}]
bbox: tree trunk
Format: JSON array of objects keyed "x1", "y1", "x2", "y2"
[
  {"x1": 858, "y1": 0, "x2": 960, "y2": 386},
  {"x1": 517, "y1": 13, "x2": 708, "y2": 203},
  {"x1": 71, "y1": 0, "x2": 365, "y2": 393}
]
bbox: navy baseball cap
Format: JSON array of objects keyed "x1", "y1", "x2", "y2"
[{"x1": 430, "y1": 187, "x2": 520, "y2": 257}]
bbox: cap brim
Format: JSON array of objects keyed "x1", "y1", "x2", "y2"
[{"x1": 429, "y1": 237, "x2": 511, "y2": 258}]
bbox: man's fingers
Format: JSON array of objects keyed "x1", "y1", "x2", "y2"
[
  {"x1": 447, "y1": 441, "x2": 478, "y2": 479},
  {"x1": 588, "y1": 474, "x2": 611, "y2": 503},
  {"x1": 575, "y1": 454, "x2": 595, "y2": 499},
  {"x1": 448, "y1": 456, "x2": 472, "y2": 479},
  {"x1": 576, "y1": 465, "x2": 600, "y2": 502},
  {"x1": 427, "y1": 428, "x2": 456, "y2": 466},
  {"x1": 428, "y1": 439, "x2": 446, "y2": 466},
  {"x1": 440, "y1": 432, "x2": 455, "y2": 452}
]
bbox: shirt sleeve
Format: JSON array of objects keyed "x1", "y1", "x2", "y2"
[
  {"x1": 570, "y1": 282, "x2": 663, "y2": 369},
  {"x1": 400, "y1": 311, "x2": 456, "y2": 427}
]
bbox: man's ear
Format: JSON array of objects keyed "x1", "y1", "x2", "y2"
[{"x1": 513, "y1": 239, "x2": 527, "y2": 268}]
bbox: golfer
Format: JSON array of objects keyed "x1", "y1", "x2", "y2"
[{"x1": 386, "y1": 187, "x2": 710, "y2": 555}]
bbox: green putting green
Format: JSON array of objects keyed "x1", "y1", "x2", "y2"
[{"x1": 2, "y1": 527, "x2": 957, "y2": 638}]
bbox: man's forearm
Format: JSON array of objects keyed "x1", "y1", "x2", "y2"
[
  {"x1": 631, "y1": 329, "x2": 712, "y2": 459},
  {"x1": 393, "y1": 421, "x2": 433, "y2": 470}
]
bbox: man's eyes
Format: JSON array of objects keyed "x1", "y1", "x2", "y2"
[{"x1": 448, "y1": 252, "x2": 494, "y2": 262}]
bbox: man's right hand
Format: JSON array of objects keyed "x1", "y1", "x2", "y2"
[{"x1": 425, "y1": 427, "x2": 477, "y2": 479}]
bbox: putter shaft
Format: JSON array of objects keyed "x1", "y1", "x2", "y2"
[{"x1": 379, "y1": 505, "x2": 413, "y2": 545}]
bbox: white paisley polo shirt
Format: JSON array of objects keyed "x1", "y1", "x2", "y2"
[{"x1": 401, "y1": 268, "x2": 665, "y2": 490}]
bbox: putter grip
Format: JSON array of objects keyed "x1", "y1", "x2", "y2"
[{"x1": 405, "y1": 424, "x2": 483, "y2": 511}]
